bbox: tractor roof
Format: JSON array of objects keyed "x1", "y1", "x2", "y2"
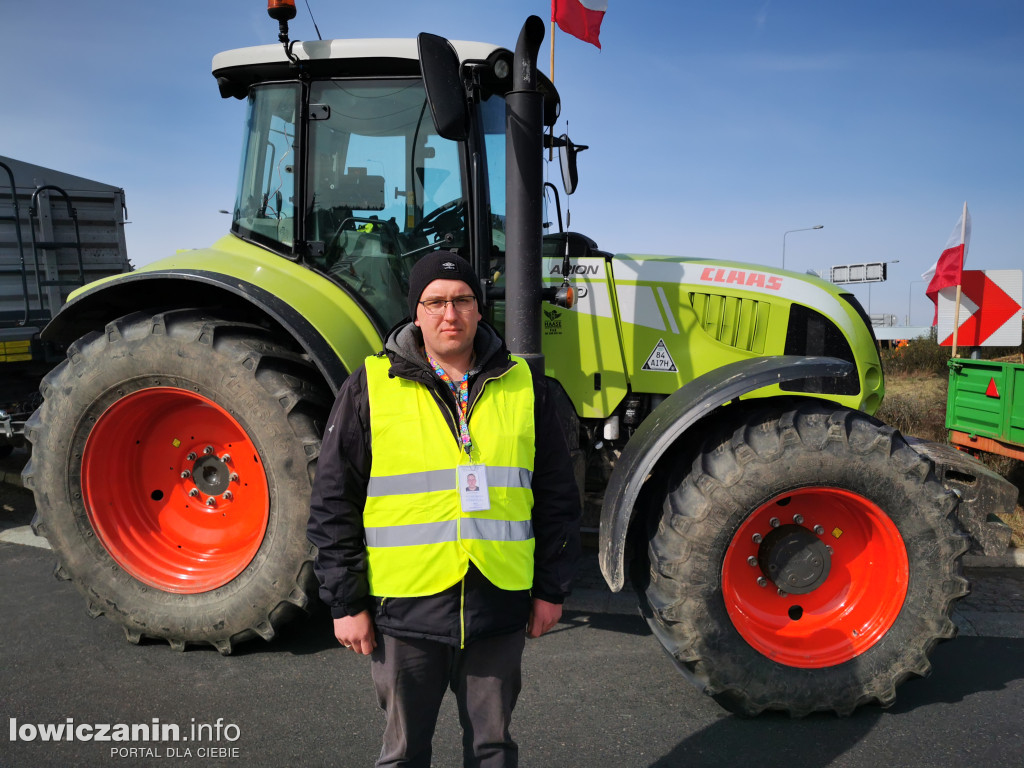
[
  {"x1": 214, "y1": 38, "x2": 504, "y2": 71},
  {"x1": 212, "y1": 38, "x2": 506, "y2": 98},
  {"x1": 211, "y1": 37, "x2": 560, "y2": 125}
]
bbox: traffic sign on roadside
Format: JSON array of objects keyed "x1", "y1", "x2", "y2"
[{"x1": 937, "y1": 270, "x2": 1023, "y2": 346}]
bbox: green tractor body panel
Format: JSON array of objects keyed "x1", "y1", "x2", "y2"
[
  {"x1": 61, "y1": 234, "x2": 385, "y2": 386},
  {"x1": 541, "y1": 253, "x2": 884, "y2": 419}
]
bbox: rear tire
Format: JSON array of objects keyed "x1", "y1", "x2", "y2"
[
  {"x1": 23, "y1": 309, "x2": 331, "y2": 653},
  {"x1": 643, "y1": 402, "x2": 968, "y2": 716}
]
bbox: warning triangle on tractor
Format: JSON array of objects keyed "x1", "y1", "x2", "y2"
[
  {"x1": 642, "y1": 339, "x2": 678, "y2": 372},
  {"x1": 986, "y1": 378, "x2": 1000, "y2": 398}
]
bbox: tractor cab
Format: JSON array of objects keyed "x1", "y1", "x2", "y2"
[{"x1": 213, "y1": 36, "x2": 567, "y2": 334}]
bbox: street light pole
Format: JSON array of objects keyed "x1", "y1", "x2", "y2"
[{"x1": 782, "y1": 225, "x2": 824, "y2": 270}]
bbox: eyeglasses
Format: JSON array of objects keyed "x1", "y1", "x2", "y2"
[{"x1": 419, "y1": 295, "x2": 477, "y2": 315}]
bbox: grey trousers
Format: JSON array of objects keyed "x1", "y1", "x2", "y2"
[{"x1": 370, "y1": 631, "x2": 526, "y2": 768}]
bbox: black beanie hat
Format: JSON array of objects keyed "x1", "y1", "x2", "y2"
[{"x1": 407, "y1": 250, "x2": 483, "y2": 319}]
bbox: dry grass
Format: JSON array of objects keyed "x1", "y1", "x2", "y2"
[{"x1": 876, "y1": 371, "x2": 949, "y2": 443}]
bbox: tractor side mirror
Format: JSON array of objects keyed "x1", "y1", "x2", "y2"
[
  {"x1": 418, "y1": 32, "x2": 468, "y2": 142},
  {"x1": 558, "y1": 134, "x2": 588, "y2": 195}
]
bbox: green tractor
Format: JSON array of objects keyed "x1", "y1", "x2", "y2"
[{"x1": 23, "y1": 8, "x2": 1015, "y2": 717}]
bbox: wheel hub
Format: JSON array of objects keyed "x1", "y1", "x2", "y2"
[
  {"x1": 758, "y1": 524, "x2": 831, "y2": 595},
  {"x1": 190, "y1": 452, "x2": 233, "y2": 497}
]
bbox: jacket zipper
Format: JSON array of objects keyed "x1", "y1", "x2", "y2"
[
  {"x1": 459, "y1": 577, "x2": 466, "y2": 649},
  {"x1": 426, "y1": 362, "x2": 517, "y2": 454}
]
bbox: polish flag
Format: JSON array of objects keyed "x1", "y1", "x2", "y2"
[
  {"x1": 552, "y1": 0, "x2": 607, "y2": 49},
  {"x1": 923, "y1": 203, "x2": 971, "y2": 325}
]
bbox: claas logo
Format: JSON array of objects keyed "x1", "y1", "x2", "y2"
[{"x1": 700, "y1": 267, "x2": 783, "y2": 291}]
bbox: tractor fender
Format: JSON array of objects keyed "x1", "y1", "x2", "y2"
[
  {"x1": 598, "y1": 355, "x2": 854, "y2": 592},
  {"x1": 42, "y1": 268, "x2": 383, "y2": 395}
]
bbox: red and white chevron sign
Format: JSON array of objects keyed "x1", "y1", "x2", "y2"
[{"x1": 937, "y1": 270, "x2": 1023, "y2": 346}]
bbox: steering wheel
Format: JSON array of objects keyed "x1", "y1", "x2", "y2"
[{"x1": 411, "y1": 198, "x2": 466, "y2": 239}]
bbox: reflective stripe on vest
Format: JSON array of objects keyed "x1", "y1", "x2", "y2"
[
  {"x1": 363, "y1": 354, "x2": 536, "y2": 597},
  {"x1": 366, "y1": 466, "x2": 533, "y2": 496}
]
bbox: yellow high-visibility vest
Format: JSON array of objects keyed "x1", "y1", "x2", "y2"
[{"x1": 363, "y1": 354, "x2": 536, "y2": 597}]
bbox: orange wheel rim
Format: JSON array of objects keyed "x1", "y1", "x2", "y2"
[
  {"x1": 82, "y1": 387, "x2": 269, "y2": 593},
  {"x1": 721, "y1": 487, "x2": 908, "y2": 668}
]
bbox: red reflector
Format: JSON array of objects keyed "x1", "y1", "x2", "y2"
[{"x1": 986, "y1": 378, "x2": 1000, "y2": 398}]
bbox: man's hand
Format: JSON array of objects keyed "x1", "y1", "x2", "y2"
[
  {"x1": 334, "y1": 610, "x2": 377, "y2": 655},
  {"x1": 527, "y1": 598, "x2": 562, "y2": 638}
]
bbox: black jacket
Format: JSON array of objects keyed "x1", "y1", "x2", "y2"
[{"x1": 307, "y1": 320, "x2": 582, "y2": 646}]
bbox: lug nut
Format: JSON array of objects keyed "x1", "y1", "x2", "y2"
[
  {"x1": 814, "y1": 525, "x2": 825, "y2": 535},
  {"x1": 756, "y1": 577, "x2": 768, "y2": 588},
  {"x1": 826, "y1": 545, "x2": 834, "y2": 555},
  {"x1": 229, "y1": 473, "x2": 239, "y2": 482},
  {"x1": 221, "y1": 453, "x2": 231, "y2": 464},
  {"x1": 793, "y1": 514, "x2": 804, "y2": 525},
  {"x1": 223, "y1": 491, "x2": 233, "y2": 501},
  {"x1": 189, "y1": 488, "x2": 200, "y2": 497},
  {"x1": 187, "y1": 452, "x2": 197, "y2": 461},
  {"x1": 180, "y1": 470, "x2": 191, "y2": 479},
  {"x1": 777, "y1": 588, "x2": 787, "y2": 597},
  {"x1": 206, "y1": 497, "x2": 216, "y2": 507},
  {"x1": 752, "y1": 533, "x2": 763, "y2": 544},
  {"x1": 203, "y1": 445, "x2": 214, "y2": 455},
  {"x1": 747, "y1": 556, "x2": 757, "y2": 567},
  {"x1": 769, "y1": 517, "x2": 780, "y2": 528}
]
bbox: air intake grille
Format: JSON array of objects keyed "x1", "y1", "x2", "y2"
[{"x1": 689, "y1": 292, "x2": 771, "y2": 353}]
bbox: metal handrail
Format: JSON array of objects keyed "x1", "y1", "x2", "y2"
[
  {"x1": 29, "y1": 184, "x2": 87, "y2": 291},
  {"x1": 0, "y1": 161, "x2": 31, "y2": 326}
]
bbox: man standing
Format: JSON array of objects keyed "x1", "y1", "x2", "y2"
[{"x1": 308, "y1": 251, "x2": 581, "y2": 767}]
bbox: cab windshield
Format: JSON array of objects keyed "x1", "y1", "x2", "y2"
[
  {"x1": 306, "y1": 79, "x2": 465, "y2": 329},
  {"x1": 233, "y1": 79, "x2": 467, "y2": 331}
]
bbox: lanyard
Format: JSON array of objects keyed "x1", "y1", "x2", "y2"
[{"x1": 427, "y1": 354, "x2": 472, "y2": 457}]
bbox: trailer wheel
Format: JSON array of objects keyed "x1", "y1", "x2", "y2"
[
  {"x1": 23, "y1": 310, "x2": 330, "y2": 654},
  {"x1": 643, "y1": 402, "x2": 968, "y2": 716}
]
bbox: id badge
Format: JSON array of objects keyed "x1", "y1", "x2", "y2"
[{"x1": 458, "y1": 465, "x2": 490, "y2": 512}]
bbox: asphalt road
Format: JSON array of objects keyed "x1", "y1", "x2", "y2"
[{"x1": 4, "y1": 476, "x2": 1024, "y2": 767}]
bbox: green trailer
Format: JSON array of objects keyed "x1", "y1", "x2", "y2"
[{"x1": 948, "y1": 357, "x2": 1024, "y2": 461}]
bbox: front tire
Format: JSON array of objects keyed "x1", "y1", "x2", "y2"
[
  {"x1": 643, "y1": 402, "x2": 968, "y2": 716},
  {"x1": 23, "y1": 309, "x2": 331, "y2": 653}
]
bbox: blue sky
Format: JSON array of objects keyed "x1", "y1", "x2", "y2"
[{"x1": 4, "y1": 1, "x2": 1022, "y2": 326}]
